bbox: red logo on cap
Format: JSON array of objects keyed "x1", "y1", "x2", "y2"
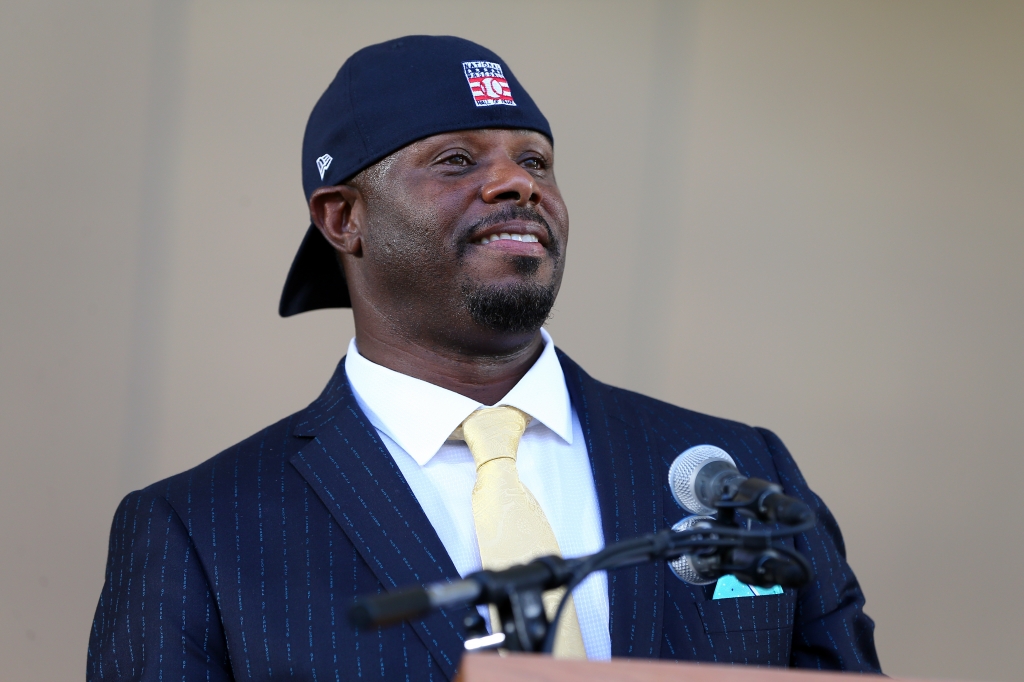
[{"x1": 462, "y1": 61, "x2": 516, "y2": 107}]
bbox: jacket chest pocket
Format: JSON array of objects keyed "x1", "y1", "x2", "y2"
[{"x1": 694, "y1": 593, "x2": 795, "y2": 666}]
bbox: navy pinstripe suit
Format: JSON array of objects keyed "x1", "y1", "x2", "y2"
[{"x1": 88, "y1": 351, "x2": 881, "y2": 680}]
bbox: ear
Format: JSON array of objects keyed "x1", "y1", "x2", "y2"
[{"x1": 309, "y1": 184, "x2": 364, "y2": 256}]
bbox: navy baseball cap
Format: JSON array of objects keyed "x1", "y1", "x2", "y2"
[{"x1": 279, "y1": 35, "x2": 553, "y2": 317}]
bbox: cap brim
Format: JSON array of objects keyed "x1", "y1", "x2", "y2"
[{"x1": 279, "y1": 225, "x2": 351, "y2": 316}]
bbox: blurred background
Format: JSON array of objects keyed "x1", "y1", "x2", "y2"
[{"x1": 2, "y1": 1, "x2": 1022, "y2": 679}]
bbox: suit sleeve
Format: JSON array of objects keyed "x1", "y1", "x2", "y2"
[
  {"x1": 756, "y1": 428, "x2": 882, "y2": 673},
  {"x1": 87, "y1": 490, "x2": 233, "y2": 681}
]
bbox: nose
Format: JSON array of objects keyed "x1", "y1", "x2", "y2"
[{"x1": 480, "y1": 158, "x2": 540, "y2": 206}]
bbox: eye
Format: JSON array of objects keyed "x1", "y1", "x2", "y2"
[
  {"x1": 520, "y1": 155, "x2": 548, "y2": 171},
  {"x1": 437, "y1": 152, "x2": 472, "y2": 167}
]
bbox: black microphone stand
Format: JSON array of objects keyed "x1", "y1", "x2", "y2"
[{"x1": 350, "y1": 502, "x2": 816, "y2": 656}]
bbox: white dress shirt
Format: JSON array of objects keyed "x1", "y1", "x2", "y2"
[{"x1": 344, "y1": 329, "x2": 611, "y2": 660}]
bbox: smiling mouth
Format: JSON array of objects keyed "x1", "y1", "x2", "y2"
[{"x1": 473, "y1": 232, "x2": 541, "y2": 245}]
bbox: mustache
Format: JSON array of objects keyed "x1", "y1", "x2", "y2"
[{"x1": 458, "y1": 205, "x2": 556, "y2": 249}]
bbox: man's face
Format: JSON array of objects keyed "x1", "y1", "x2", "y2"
[{"x1": 350, "y1": 128, "x2": 568, "y2": 346}]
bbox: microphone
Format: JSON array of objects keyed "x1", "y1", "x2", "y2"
[
  {"x1": 668, "y1": 445, "x2": 814, "y2": 525},
  {"x1": 667, "y1": 515, "x2": 717, "y2": 584},
  {"x1": 668, "y1": 515, "x2": 812, "y2": 588},
  {"x1": 350, "y1": 556, "x2": 574, "y2": 629},
  {"x1": 350, "y1": 578, "x2": 482, "y2": 628}
]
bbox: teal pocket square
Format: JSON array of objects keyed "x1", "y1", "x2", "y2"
[{"x1": 712, "y1": 574, "x2": 783, "y2": 599}]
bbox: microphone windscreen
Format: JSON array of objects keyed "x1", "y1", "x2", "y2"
[
  {"x1": 668, "y1": 515, "x2": 717, "y2": 585},
  {"x1": 668, "y1": 445, "x2": 735, "y2": 515}
]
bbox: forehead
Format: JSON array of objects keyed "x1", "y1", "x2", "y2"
[
  {"x1": 398, "y1": 128, "x2": 552, "y2": 158},
  {"x1": 354, "y1": 128, "x2": 553, "y2": 191}
]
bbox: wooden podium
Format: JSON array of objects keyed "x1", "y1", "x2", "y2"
[{"x1": 456, "y1": 652, "x2": 925, "y2": 682}]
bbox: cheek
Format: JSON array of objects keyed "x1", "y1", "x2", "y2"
[
  {"x1": 542, "y1": 195, "x2": 570, "y2": 242},
  {"x1": 557, "y1": 208, "x2": 570, "y2": 244},
  {"x1": 363, "y1": 200, "x2": 452, "y2": 278}
]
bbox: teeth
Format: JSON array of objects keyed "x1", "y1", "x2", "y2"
[{"x1": 476, "y1": 233, "x2": 540, "y2": 244}]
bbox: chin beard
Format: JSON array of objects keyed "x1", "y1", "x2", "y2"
[{"x1": 463, "y1": 279, "x2": 557, "y2": 334}]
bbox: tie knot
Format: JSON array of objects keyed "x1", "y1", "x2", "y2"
[{"x1": 452, "y1": 406, "x2": 531, "y2": 469}]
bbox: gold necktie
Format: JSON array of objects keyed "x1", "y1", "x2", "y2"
[{"x1": 453, "y1": 406, "x2": 587, "y2": 659}]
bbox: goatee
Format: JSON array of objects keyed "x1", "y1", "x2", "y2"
[{"x1": 463, "y1": 279, "x2": 556, "y2": 334}]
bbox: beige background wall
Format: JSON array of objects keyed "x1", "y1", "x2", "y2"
[{"x1": 2, "y1": 1, "x2": 1022, "y2": 680}]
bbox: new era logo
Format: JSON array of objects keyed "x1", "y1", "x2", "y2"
[
  {"x1": 316, "y1": 154, "x2": 333, "y2": 180},
  {"x1": 462, "y1": 61, "x2": 516, "y2": 107}
]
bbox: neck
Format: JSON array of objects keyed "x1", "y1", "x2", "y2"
[{"x1": 352, "y1": 324, "x2": 546, "y2": 406}]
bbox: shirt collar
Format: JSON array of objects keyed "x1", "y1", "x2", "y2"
[{"x1": 344, "y1": 329, "x2": 573, "y2": 466}]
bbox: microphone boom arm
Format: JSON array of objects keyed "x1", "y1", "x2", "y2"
[{"x1": 350, "y1": 515, "x2": 816, "y2": 655}]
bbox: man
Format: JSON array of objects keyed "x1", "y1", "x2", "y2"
[{"x1": 88, "y1": 36, "x2": 880, "y2": 680}]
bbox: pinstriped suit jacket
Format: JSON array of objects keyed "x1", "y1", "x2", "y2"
[{"x1": 88, "y1": 350, "x2": 881, "y2": 680}]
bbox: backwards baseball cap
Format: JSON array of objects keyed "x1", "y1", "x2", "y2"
[{"x1": 279, "y1": 35, "x2": 553, "y2": 317}]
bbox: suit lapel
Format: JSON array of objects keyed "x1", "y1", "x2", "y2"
[
  {"x1": 559, "y1": 350, "x2": 665, "y2": 659},
  {"x1": 289, "y1": 359, "x2": 469, "y2": 680}
]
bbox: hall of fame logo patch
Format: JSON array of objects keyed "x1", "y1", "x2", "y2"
[{"x1": 462, "y1": 61, "x2": 516, "y2": 107}]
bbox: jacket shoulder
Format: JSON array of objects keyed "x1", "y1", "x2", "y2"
[
  {"x1": 140, "y1": 410, "x2": 310, "y2": 503},
  {"x1": 141, "y1": 357, "x2": 350, "y2": 501},
  {"x1": 558, "y1": 348, "x2": 775, "y2": 470},
  {"x1": 556, "y1": 347, "x2": 759, "y2": 439},
  {"x1": 608, "y1": 382, "x2": 755, "y2": 433},
  {"x1": 587, "y1": 380, "x2": 769, "y2": 463}
]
